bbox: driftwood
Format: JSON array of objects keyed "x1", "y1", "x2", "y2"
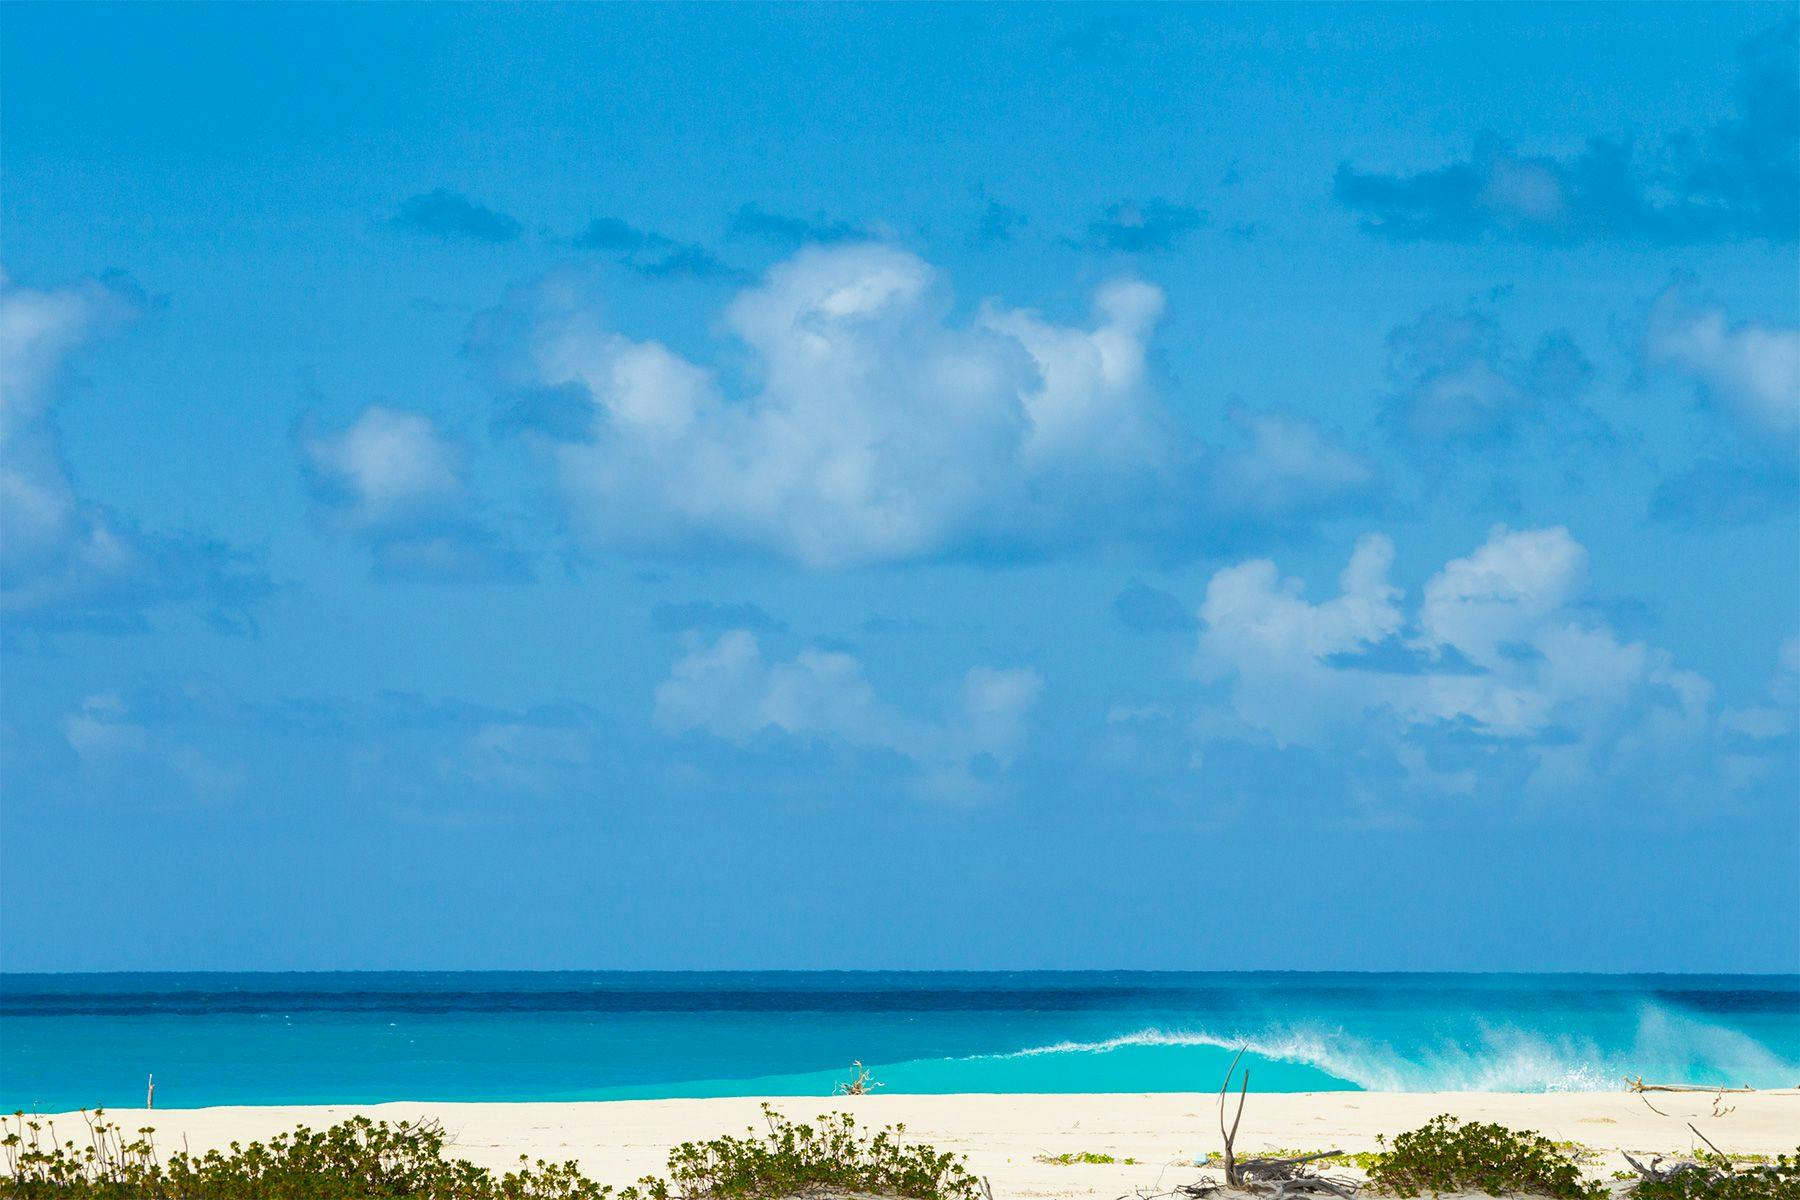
[
  {"x1": 1157, "y1": 1171, "x2": 1358, "y2": 1200},
  {"x1": 1236, "y1": 1152, "x2": 1351, "y2": 1182},
  {"x1": 1624, "y1": 1076, "x2": 1754, "y2": 1094},
  {"x1": 1620, "y1": 1151, "x2": 1719, "y2": 1185},
  {"x1": 1219, "y1": 1048, "x2": 1251, "y2": 1187},
  {"x1": 1204, "y1": 1048, "x2": 1358, "y2": 1198},
  {"x1": 1272, "y1": 1179, "x2": 1357, "y2": 1200},
  {"x1": 1619, "y1": 1126, "x2": 1786, "y2": 1193}
]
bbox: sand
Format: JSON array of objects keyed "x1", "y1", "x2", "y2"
[{"x1": 34, "y1": 1090, "x2": 1799, "y2": 1198}]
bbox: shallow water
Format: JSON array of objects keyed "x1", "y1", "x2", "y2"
[{"x1": 2, "y1": 972, "x2": 1795, "y2": 1111}]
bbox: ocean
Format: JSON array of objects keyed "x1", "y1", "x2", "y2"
[{"x1": 2, "y1": 972, "x2": 1795, "y2": 1112}]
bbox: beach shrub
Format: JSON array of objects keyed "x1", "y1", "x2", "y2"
[
  {"x1": 0, "y1": 1112, "x2": 606, "y2": 1199},
  {"x1": 646, "y1": 1106, "x2": 984, "y2": 1199},
  {"x1": 1627, "y1": 1150, "x2": 1800, "y2": 1200},
  {"x1": 1, "y1": 1107, "x2": 985, "y2": 1200},
  {"x1": 1364, "y1": 1116, "x2": 1604, "y2": 1200}
]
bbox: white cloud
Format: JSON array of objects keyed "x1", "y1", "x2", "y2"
[
  {"x1": 487, "y1": 244, "x2": 1376, "y2": 567},
  {"x1": 1195, "y1": 533, "x2": 1403, "y2": 745},
  {"x1": 981, "y1": 277, "x2": 1165, "y2": 465},
  {"x1": 655, "y1": 628, "x2": 1042, "y2": 800},
  {"x1": 1, "y1": 273, "x2": 262, "y2": 625},
  {"x1": 296, "y1": 406, "x2": 464, "y2": 531},
  {"x1": 1418, "y1": 526, "x2": 1586, "y2": 668},
  {"x1": 1192, "y1": 526, "x2": 1767, "y2": 804},
  {"x1": 2, "y1": 277, "x2": 140, "y2": 611},
  {"x1": 296, "y1": 405, "x2": 526, "y2": 582},
  {"x1": 1720, "y1": 637, "x2": 1800, "y2": 742},
  {"x1": 1648, "y1": 290, "x2": 1800, "y2": 445},
  {"x1": 61, "y1": 693, "x2": 244, "y2": 804},
  {"x1": 1206, "y1": 408, "x2": 1380, "y2": 523}
]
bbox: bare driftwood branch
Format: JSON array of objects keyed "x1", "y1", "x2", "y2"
[
  {"x1": 1624, "y1": 1075, "x2": 1754, "y2": 1094},
  {"x1": 1688, "y1": 1122, "x2": 1730, "y2": 1160},
  {"x1": 1218, "y1": 1047, "x2": 1251, "y2": 1188},
  {"x1": 1274, "y1": 1178, "x2": 1357, "y2": 1200},
  {"x1": 1200, "y1": 1050, "x2": 1359, "y2": 1199},
  {"x1": 1237, "y1": 1151, "x2": 1349, "y2": 1180},
  {"x1": 1621, "y1": 1151, "x2": 1713, "y2": 1183}
]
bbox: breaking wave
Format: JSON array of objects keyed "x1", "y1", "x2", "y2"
[{"x1": 972, "y1": 1004, "x2": 1799, "y2": 1093}]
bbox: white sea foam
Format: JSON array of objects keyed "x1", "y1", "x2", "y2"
[{"x1": 974, "y1": 1003, "x2": 1797, "y2": 1093}]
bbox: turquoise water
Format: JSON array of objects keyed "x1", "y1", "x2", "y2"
[{"x1": 2, "y1": 972, "x2": 1795, "y2": 1111}]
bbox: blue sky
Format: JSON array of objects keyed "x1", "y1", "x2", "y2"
[{"x1": 2, "y1": 3, "x2": 1796, "y2": 973}]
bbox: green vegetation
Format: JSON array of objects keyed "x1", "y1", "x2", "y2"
[
  {"x1": 1626, "y1": 1150, "x2": 1800, "y2": 1200},
  {"x1": 0, "y1": 1107, "x2": 986, "y2": 1200},
  {"x1": 1363, "y1": 1116, "x2": 1604, "y2": 1200},
  {"x1": 652, "y1": 1107, "x2": 983, "y2": 1199},
  {"x1": 1033, "y1": 1151, "x2": 1138, "y2": 1166}
]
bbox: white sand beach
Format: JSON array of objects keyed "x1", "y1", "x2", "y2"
[{"x1": 53, "y1": 1089, "x2": 1799, "y2": 1198}]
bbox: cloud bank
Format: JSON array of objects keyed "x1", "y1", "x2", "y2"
[
  {"x1": 477, "y1": 243, "x2": 1377, "y2": 567},
  {"x1": 1190, "y1": 526, "x2": 1787, "y2": 808}
]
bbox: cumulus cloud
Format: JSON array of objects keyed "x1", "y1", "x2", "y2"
[
  {"x1": 1647, "y1": 290, "x2": 1799, "y2": 447},
  {"x1": 1, "y1": 273, "x2": 266, "y2": 630},
  {"x1": 295, "y1": 405, "x2": 528, "y2": 582},
  {"x1": 1644, "y1": 290, "x2": 1799, "y2": 524},
  {"x1": 391, "y1": 189, "x2": 522, "y2": 243},
  {"x1": 1191, "y1": 526, "x2": 1773, "y2": 806},
  {"x1": 655, "y1": 628, "x2": 1042, "y2": 801},
  {"x1": 1381, "y1": 309, "x2": 1596, "y2": 448},
  {"x1": 477, "y1": 243, "x2": 1377, "y2": 567},
  {"x1": 1335, "y1": 20, "x2": 1798, "y2": 244}
]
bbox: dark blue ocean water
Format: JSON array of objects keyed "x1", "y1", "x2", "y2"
[{"x1": 2, "y1": 972, "x2": 1796, "y2": 1111}]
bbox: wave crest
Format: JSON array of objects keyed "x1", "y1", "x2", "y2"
[{"x1": 980, "y1": 1004, "x2": 1797, "y2": 1093}]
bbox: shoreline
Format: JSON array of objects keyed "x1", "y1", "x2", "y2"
[{"x1": 30, "y1": 1090, "x2": 1799, "y2": 1199}]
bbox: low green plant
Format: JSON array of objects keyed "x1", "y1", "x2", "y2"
[
  {"x1": 1626, "y1": 1150, "x2": 1800, "y2": 1200},
  {"x1": 1363, "y1": 1116, "x2": 1604, "y2": 1200},
  {"x1": 0, "y1": 1111, "x2": 601, "y2": 1199},
  {"x1": 651, "y1": 1106, "x2": 982, "y2": 1199},
  {"x1": 1033, "y1": 1151, "x2": 1137, "y2": 1166},
  {"x1": 1, "y1": 1106, "x2": 985, "y2": 1200}
]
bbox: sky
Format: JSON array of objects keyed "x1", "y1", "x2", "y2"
[{"x1": 2, "y1": 3, "x2": 1796, "y2": 974}]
